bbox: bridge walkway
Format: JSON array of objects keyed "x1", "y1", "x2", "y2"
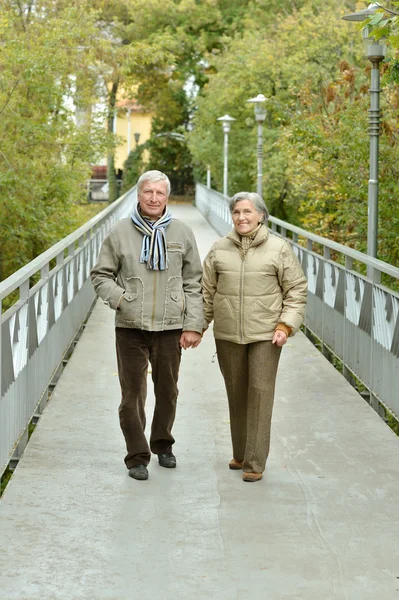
[{"x1": 1, "y1": 205, "x2": 399, "y2": 600}]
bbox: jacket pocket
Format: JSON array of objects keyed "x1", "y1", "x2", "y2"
[
  {"x1": 164, "y1": 276, "x2": 184, "y2": 324},
  {"x1": 214, "y1": 296, "x2": 238, "y2": 337},
  {"x1": 167, "y1": 242, "x2": 184, "y2": 252},
  {"x1": 120, "y1": 277, "x2": 144, "y2": 327},
  {"x1": 166, "y1": 242, "x2": 184, "y2": 271},
  {"x1": 245, "y1": 297, "x2": 279, "y2": 336}
]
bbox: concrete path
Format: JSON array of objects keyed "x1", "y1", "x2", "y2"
[{"x1": 1, "y1": 205, "x2": 399, "y2": 600}]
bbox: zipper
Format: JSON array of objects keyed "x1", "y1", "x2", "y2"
[
  {"x1": 151, "y1": 275, "x2": 157, "y2": 328},
  {"x1": 240, "y1": 254, "x2": 245, "y2": 343}
]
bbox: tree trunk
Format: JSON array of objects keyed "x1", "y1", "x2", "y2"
[{"x1": 107, "y1": 80, "x2": 119, "y2": 203}]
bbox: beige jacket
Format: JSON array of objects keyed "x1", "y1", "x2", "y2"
[
  {"x1": 202, "y1": 225, "x2": 307, "y2": 344},
  {"x1": 91, "y1": 217, "x2": 204, "y2": 333}
]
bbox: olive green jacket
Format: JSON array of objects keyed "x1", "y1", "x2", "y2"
[
  {"x1": 202, "y1": 225, "x2": 307, "y2": 344},
  {"x1": 91, "y1": 217, "x2": 204, "y2": 333}
]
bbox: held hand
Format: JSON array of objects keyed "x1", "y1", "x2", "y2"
[
  {"x1": 180, "y1": 331, "x2": 202, "y2": 349},
  {"x1": 272, "y1": 330, "x2": 288, "y2": 347}
]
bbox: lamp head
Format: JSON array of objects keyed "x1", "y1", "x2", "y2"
[
  {"x1": 342, "y1": 3, "x2": 380, "y2": 22},
  {"x1": 217, "y1": 114, "x2": 236, "y2": 133},
  {"x1": 342, "y1": 4, "x2": 386, "y2": 62},
  {"x1": 362, "y1": 26, "x2": 387, "y2": 60},
  {"x1": 247, "y1": 94, "x2": 268, "y2": 122}
]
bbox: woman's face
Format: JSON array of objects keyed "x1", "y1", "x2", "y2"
[{"x1": 232, "y1": 200, "x2": 263, "y2": 235}]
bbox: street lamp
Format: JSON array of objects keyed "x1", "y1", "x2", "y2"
[
  {"x1": 343, "y1": 4, "x2": 387, "y2": 268},
  {"x1": 134, "y1": 132, "x2": 141, "y2": 147},
  {"x1": 217, "y1": 114, "x2": 235, "y2": 197},
  {"x1": 247, "y1": 94, "x2": 268, "y2": 197}
]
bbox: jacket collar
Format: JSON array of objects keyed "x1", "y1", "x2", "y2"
[{"x1": 226, "y1": 223, "x2": 269, "y2": 248}]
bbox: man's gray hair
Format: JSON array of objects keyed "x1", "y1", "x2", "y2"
[
  {"x1": 137, "y1": 170, "x2": 171, "y2": 196},
  {"x1": 229, "y1": 192, "x2": 269, "y2": 221}
]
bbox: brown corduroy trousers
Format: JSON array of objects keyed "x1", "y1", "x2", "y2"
[
  {"x1": 216, "y1": 339, "x2": 282, "y2": 474},
  {"x1": 115, "y1": 327, "x2": 182, "y2": 469}
]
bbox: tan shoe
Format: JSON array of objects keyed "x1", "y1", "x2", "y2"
[
  {"x1": 243, "y1": 471, "x2": 263, "y2": 482},
  {"x1": 229, "y1": 458, "x2": 244, "y2": 470}
]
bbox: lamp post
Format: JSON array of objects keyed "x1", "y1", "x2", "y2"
[
  {"x1": 343, "y1": 4, "x2": 387, "y2": 268},
  {"x1": 217, "y1": 114, "x2": 235, "y2": 198},
  {"x1": 247, "y1": 94, "x2": 268, "y2": 197}
]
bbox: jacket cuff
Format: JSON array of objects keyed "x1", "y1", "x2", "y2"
[
  {"x1": 182, "y1": 318, "x2": 205, "y2": 334},
  {"x1": 275, "y1": 322, "x2": 292, "y2": 337},
  {"x1": 105, "y1": 286, "x2": 126, "y2": 311},
  {"x1": 182, "y1": 326, "x2": 203, "y2": 334}
]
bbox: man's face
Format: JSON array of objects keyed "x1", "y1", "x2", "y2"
[{"x1": 138, "y1": 180, "x2": 169, "y2": 219}]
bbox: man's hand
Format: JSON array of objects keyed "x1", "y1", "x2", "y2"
[
  {"x1": 272, "y1": 329, "x2": 287, "y2": 347},
  {"x1": 180, "y1": 331, "x2": 202, "y2": 349},
  {"x1": 116, "y1": 292, "x2": 125, "y2": 311}
]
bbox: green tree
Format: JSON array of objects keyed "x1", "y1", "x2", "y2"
[
  {"x1": 280, "y1": 58, "x2": 399, "y2": 264},
  {"x1": 189, "y1": 2, "x2": 359, "y2": 212},
  {"x1": 121, "y1": 146, "x2": 146, "y2": 193},
  {"x1": 0, "y1": 0, "x2": 107, "y2": 281},
  {"x1": 116, "y1": 0, "x2": 253, "y2": 197}
]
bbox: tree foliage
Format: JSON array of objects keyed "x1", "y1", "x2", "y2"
[
  {"x1": 119, "y1": 0, "x2": 254, "y2": 197},
  {"x1": 2, "y1": 0, "x2": 399, "y2": 284},
  {"x1": 188, "y1": 0, "x2": 399, "y2": 264},
  {"x1": 0, "y1": 0, "x2": 107, "y2": 281},
  {"x1": 362, "y1": 1, "x2": 399, "y2": 50},
  {"x1": 0, "y1": 0, "x2": 255, "y2": 282}
]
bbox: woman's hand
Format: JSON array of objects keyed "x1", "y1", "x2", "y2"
[
  {"x1": 272, "y1": 329, "x2": 288, "y2": 347},
  {"x1": 180, "y1": 331, "x2": 202, "y2": 349}
]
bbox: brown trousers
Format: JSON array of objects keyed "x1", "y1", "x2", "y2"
[
  {"x1": 216, "y1": 339, "x2": 282, "y2": 474},
  {"x1": 115, "y1": 327, "x2": 182, "y2": 469}
]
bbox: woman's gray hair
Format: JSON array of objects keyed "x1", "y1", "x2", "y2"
[
  {"x1": 137, "y1": 170, "x2": 171, "y2": 196},
  {"x1": 229, "y1": 192, "x2": 269, "y2": 221}
]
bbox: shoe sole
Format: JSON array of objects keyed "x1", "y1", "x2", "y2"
[{"x1": 158, "y1": 463, "x2": 176, "y2": 468}]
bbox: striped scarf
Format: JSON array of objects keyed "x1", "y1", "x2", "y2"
[{"x1": 131, "y1": 203, "x2": 172, "y2": 270}]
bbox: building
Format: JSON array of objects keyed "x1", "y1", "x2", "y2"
[{"x1": 113, "y1": 99, "x2": 153, "y2": 171}]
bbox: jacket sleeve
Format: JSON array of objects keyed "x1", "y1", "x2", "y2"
[
  {"x1": 277, "y1": 241, "x2": 308, "y2": 335},
  {"x1": 181, "y1": 230, "x2": 204, "y2": 333},
  {"x1": 202, "y1": 247, "x2": 218, "y2": 328},
  {"x1": 90, "y1": 230, "x2": 125, "y2": 310}
]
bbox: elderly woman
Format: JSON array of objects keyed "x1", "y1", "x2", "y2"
[{"x1": 202, "y1": 192, "x2": 307, "y2": 482}]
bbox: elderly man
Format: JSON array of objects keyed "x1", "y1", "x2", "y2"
[{"x1": 91, "y1": 170, "x2": 203, "y2": 481}]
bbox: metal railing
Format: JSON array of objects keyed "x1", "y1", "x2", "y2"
[
  {"x1": 0, "y1": 187, "x2": 137, "y2": 478},
  {"x1": 195, "y1": 183, "x2": 399, "y2": 419},
  {"x1": 87, "y1": 179, "x2": 123, "y2": 203}
]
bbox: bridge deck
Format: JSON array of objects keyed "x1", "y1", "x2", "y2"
[{"x1": 1, "y1": 206, "x2": 399, "y2": 600}]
